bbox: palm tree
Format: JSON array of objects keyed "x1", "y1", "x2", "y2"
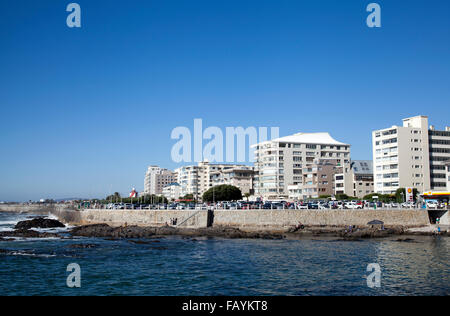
[{"x1": 244, "y1": 193, "x2": 251, "y2": 201}]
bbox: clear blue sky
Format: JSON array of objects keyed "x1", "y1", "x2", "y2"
[{"x1": 1, "y1": 0, "x2": 449, "y2": 201}]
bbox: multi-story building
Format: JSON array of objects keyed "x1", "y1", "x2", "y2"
[
  {"x1": 300, "y1": 159, "x2": 339, "y2": 200},
  {"x1": 143, "y1": 166, "x2": 176, "y2": 195},
  {"x1": 443, "y1": 160, "x2": 450, "y2": 191},
  {"x1": 175, "y1": 164, "x2": 201, "y2": 198},
  {"x1": 334, "y1": 160, "x2": 374, "y2": 198},
  {"x1": 253, "y1": 132, "x2": 351, "y2": 200},
  {"x1": 429, "y1": 126, "x2": 450, "y2": 190},
  {"x1": 162, "y1": 183, "x2": 183, "y2": 201},
  {"x1": 175, "y1": 162, "x2": 254, "y2": 199},
  {"x1": 210, "y1": 166, "x2": 254, "y2": 195},
  {"x1": 372, "y1": 115, "x2": 450, "y2": 194}
]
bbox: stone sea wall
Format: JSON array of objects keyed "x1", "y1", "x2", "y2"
[
  {"x1": 0, "y1": 204, "x2": 431, "y2": 229},
  {"x1": 53, "y1": 209, "x2": 209, "y2": 228},
  {"x1": 0, "y1": 204, "x2": 56, "y2": 213},
  {"x1": 212, "y1": 209, "x2": 431, "y2": 228}
]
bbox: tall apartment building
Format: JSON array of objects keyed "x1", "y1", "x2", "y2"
[
  {"x1": 429, "y1": 126, "x2": 450, "y2": 190},
  {"x1": 444, "y1": 160, "x2": 450, "y2": 191},
  {"x1": 210, "y1": 166, "x2": 254, "y2": 195},
  {"x1": 334, "y1": 160, "x2": 374, "y2": 198},
  {"x1": 162, "y1": 183, "x2": 183, "y2": 201},
  {"x1": 253, "y1": 132, "x2": 351, "y2": 200},
  {"x1": 143, "y1": 166, "x2": 176, "y2": 195},
  {"x1": 175, "y1": 162, "x2": 254, "y2": 199},
  {"x1": 300, "y1": 159, "x2": 339, "y2": 200},
  {"x1": 372, "y1": 115, "x2": 450, "y2": 194}
]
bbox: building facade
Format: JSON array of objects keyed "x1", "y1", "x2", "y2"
[
  {"x1": 162, "y1": 183, "x2": 183, "y2": 201},
  {"x1": 253, "y1": 132, "x2": 351, "y2": 200},
  {"x1": 300, "y1": 159, "x2": 339, "y2": 200},
  {"x1": 443, "y1": 160, "x2": 450, "y2": 191},
  {"x1": 372, "y1": 116, "x2": 450, "y2": 194},
  {"x1": 210, "y1": 166, "x2": 254, "y2": 195},
  {"x1": 429, "y1": 127, "x2": 450, "y2": 190},
  {"x1": 144, "y1": 166, "x2": 176, "y2": 195},
  {"x1": 334, "y1": 160, "x2": 374, "y2": 198},
  {"x1": 175, "y1": 162, "x2": 254, "y2": 199}
]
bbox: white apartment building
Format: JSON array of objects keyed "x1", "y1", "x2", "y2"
[
  {"x1": 442, "y1": 160, "x2": 450, "y2": 191},
  {"x1": 253, "y1": 132, "x2": 351, "y2": 200},
  {"x1": 144, "y1": 166, "x2": 176, "y2": 195},
  {"x1": 334, "y1": 160, "x2": 374, "y2": 198},
  {"x1": 429, "y1": 127, "x2": 450, "y2": 190},
  {"x1": 162, "y1": 183, "x2": 183, "y2": 201},
  {"x1": 372, "y1": 115, "x2": 450, "y2": 195},
  {"x1": 175, "y1": 161, "x2": 254, "y2": 200},
  {"x1": 210, "y1": 166, "x2": 254, "y2": 195}
]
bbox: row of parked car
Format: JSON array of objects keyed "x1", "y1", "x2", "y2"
[{"x1": 104, "y1": 200, "x2": 446, "y2": 211}]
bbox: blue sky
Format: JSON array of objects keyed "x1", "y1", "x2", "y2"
[{"x1": 0, "y1": 0, "x2": 449, "y2": 201}]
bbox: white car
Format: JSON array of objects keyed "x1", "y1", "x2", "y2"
[
  {"x1": 297, "y1": 203, "x2": 308, "y2": 210},
  {"x1": 344, "y1": 202, "x2": 363, "y2": 209},
  {"x1": 426, "y1": 201, "x2": 438, "y2": 209}
]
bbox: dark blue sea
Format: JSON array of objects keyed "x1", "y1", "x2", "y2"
[{"x1": 0, "y1": 211, "x2": 449, "y2": 296}]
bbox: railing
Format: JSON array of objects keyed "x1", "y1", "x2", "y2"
[{"x1": 176, "y1": 210, "x2": 202, "y2": 227}]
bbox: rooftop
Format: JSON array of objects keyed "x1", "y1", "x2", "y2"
[
  {"x1": 351, "y1": 160, "x2": 373, "y2": 174},
  {"x1": 253, "y1": 132, "x2": 349, "y2": 147}
]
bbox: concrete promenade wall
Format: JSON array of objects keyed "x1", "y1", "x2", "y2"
[
  {"x1": 0, "y1": 205, "x2": 431, "y2": 229},
  {"x1": 58, "y1": 209, "x2": 430, "y2": 229},
  {"x1": 54, "y1": 209, "x2": 209, "y2": 228},
  {"x1": 0, "y1": 204, "x2": 57, "y2": 213},
  {"x1": 212, "y1": 209, "x2": 430, "y2": 228}
]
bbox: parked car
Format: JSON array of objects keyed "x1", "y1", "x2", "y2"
[
  {"x1": 297, "y1": 203, "x2": 308, "y2": 210},
  {"x1": 318, "y1": 202, "x2": 330, "y2": 210},
  {"x1": 307, "y1": 203, "x2": 319, "y2": 210},
  {"x1": 343, "y1": 202, "x2": 362, "y2": 209},
  {"x1": 426, "y1": 200, "x2": 439, "y2": 209},
  {"x1": 176, "y1": 204, "x2": 186, "y2": 210},
  {"x1": 114, "y1": 203, "x2": 125, "y2": 209}
]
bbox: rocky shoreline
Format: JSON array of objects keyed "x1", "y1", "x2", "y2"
[
  {"x1": 0, "y1": 217, "x2": 447, "y2": 242},
  {"x1": 69, "y1": 223, "x2": 448, "y2": 240}
]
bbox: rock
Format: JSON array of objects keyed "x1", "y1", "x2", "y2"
[
  {"x1": 70, "y1": 224, "x2": 116, "y2": 237},
  {"x1": 0, "y1": 229, "x2": 60, "y2": 239},
  {"x1": 70, "y1": 224, "x2": 284, "y2": 240},
  {"x1": 14, "y1": 217, "x2": 65, "y2": 230},
  {"x1": 395, "y1": 238, "x2": 416, "y2": 243},
  {"x1": 0, "y1": 237, "x2": 15, "y2": 242}
]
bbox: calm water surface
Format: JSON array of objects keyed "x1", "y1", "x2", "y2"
[{"x1": 0, "y1": 212, "x2": 449, "y2": 296}]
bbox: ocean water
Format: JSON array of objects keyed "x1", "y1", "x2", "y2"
[{"x1": 0, "y1": 212, "x2": 449, "y2": 296}]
